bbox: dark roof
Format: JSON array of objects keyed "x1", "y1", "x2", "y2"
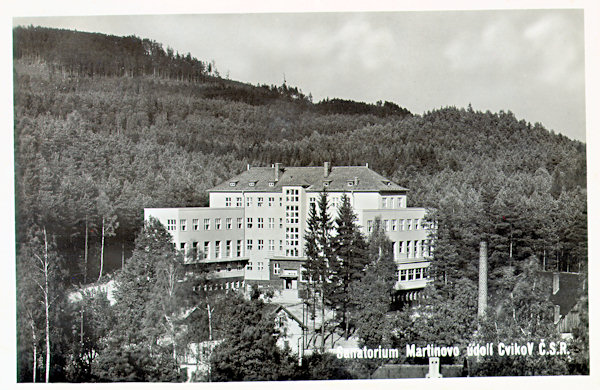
[
  {"x1": 272, "y1": 304, "x2": 307, "y2": 329},
  {"x1": 539, "y1": 271, "x2": 585, "y2": 316},
  {"x1": 209, "y1": 165, "x2": 408, "y2": 193}
]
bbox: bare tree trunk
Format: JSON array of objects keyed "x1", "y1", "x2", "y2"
[
  {"x1": 207, "y1": 303, "x2": 213, "y2": 341},
  {"x1": 31, "y1": 319, "x2": 37, "y2": 383},
  {"x1": 43, "y1": 227, "x2": 50, "y2": 383},
  {"x1": 81, "y1": 217, "x2": 88, "y2": 349},
  {"x1": 320, "y1": 285, "x2": 325, "y2": 352},
  {"x1": 98, "y1": 217, "x2": 105, "y2": 282}
]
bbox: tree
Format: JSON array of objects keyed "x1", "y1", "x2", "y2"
[
  {"x1": 330, "y1": 194, "x2": 368, "y2": 338},
  {"x1": 209, "y1": 294, "x2": 297, "y2": 381},
  {"x1": 474, "y1": 257, "x2": 569, "y2": 376},
  {"x1": 303, "y1": 191, "x2": 334, "y2": 350},
  {"x1": 96, "y1": 189, "x2": 119, "y2": 282},
  {"x1": 91, "y1": 217, "x2": 184, "y2": 382},
  {"x1": 353, "y1": 217, "x2": 397, "y2": 348},
  {"x1": 17, "y1": 225, "x2": 63, "y2": 382},
  {"x1": 65, "y1": 289, "x2": 113, "y2": 382}
]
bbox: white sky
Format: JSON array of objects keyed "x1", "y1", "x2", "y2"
[{"x1": 10, "y1": 4, "x2": 588, "y2": 142}]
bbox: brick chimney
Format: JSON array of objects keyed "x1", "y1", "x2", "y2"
[
  {"x1": 478, "y1": 241, "x2": 488, "y2": 319},
  {"x1": 324, "y1": 162, "x2": 331, "y2": 177},
  {"x1": 274, "y1": 163, "x2": 282, "y2": 181}
]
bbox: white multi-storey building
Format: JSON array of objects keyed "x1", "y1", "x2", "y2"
[{"x1": 144, "y1": 163, "x2": 432, "y2": 295}]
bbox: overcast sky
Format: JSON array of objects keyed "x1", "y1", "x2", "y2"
[{"x1": 13, "y1": 9, "x2": 587, "y2": 141}]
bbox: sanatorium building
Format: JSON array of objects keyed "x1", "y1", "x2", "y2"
[{"x1": 144, "y1": 163, "x2": 432, "y2": 299}]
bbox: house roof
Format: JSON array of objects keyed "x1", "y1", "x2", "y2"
[{"x1": 208, "y1": 164, "x2": 408, "y2": 193}]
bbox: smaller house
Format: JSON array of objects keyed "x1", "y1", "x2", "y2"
[{"x1": 272, "y1": 305, "x2": 307, "y2": 356}]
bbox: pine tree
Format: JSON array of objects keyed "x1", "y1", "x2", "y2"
[
  {"x1": 330, "y1": 194, "x2": 368, "y2": 339},
  {"x1": 353, "y1": 217, "x2": 397, "y2": 347},
  {"x1": 92, "y1": 217, "x2": 184, "y2": 382},
  {"x1": 303, "y1": 191, "x2": 334, "y2": 350}
]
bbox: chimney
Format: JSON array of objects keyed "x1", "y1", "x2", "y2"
[
  {"x1": 247, "y1": 164, "x2": 251, "y2": 171},
  {"x1": 354, "y1": 177, "x2": 359, "y2": 186},
  {"x1": 275, "y1": 163, "x2": 282, "y2": 181},
  {"x1": 366, "y1": 162, "x2": 369, "y2": 168},
  {"x1": 324, "y1": 162, "x2": 331, "y2": 177},
  {"x1": 478, "y1": 241, "x2": 488, "y2": 319}
]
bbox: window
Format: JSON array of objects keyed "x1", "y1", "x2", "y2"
[
  {"x1": 382, "y1": 197, "x2": 387, "y2": 208},
  {"x1": 399, "y1": 219, "x2": 404, "y2": 231},
  {"x1": 192, "y1": 241, "x2": 198, "y2": 260},
  {"x1": 391, "y1": 219, "x2": 397, "y2": 231},
  {"x1": 268, "y1": 197, "x2": 274, "y2": 206},
  {"x1": 257, "y1": 262, "x2": 264, "y2": 271},
  {"x1": 397, "y1": 197, "x2": 403, "y2": 208},
  {"x1": 279, "y1": 197, "x2": 283, "y2": 207},
  {"x1": 225, "y1": 197, "x2": 232, "y2": 207},
  {"x1": 347, "y1": 180, "x2": 354, "y2": 187},
  {"x1": 229, "y1": 181, "x2": 237, "y2": 187},
  {"x1": 236, "y1": 197, "x2": 242, "y2": 207},
  {"x1": 203, "y1": 241, "x2": 210, "y2": 259},
  {"x1": 247, "y1": 239, "x2": 253, "y2": 251},
  {"x1": 415, "y1": 268, "x2": 423, "y2": 280},
  {"x1": 237, "y1": 217, "x2": 243, "y2": 229},
  {"x1": 226, "y1": 218, "x2": 232, "y2": 230},
  {"x1": 204, "y1": 218, "x2": 210, "y2": 230},
  {"x1": 279, "y1": 218, "x2": 283, "y2": 228},
  {"x1": 167, "y1": 219, "x2": 176, "y2": 231},
  {"x1": 367, "y1": 220, "x2": 373, "y2": 233},
  {"x1": 257, "y1": 217, "x2": 264, "y2": 229},
  {"x1": 226, "y1": 240, "x2": 232, "y2": 257},
  {"x1": 193, "y1": 219, "x2": 199, "y2": 231},
  {"x1": 247, "y1": 217, "x2": 253, "y2": 229},
  {"x1": 268, "y1": 239, "x2": 275, "y2": 251},
  {"x1": 257, "y1": 197, "x2": 263, "y2": 207},
  {"x1": 279, "y1": 240, "x2": 283, "y2": 251},
  {"x1": 415, "y1": 219, "x2": 420, "y2": 229},
  {"x1": 395, "y1": 269, "x2": 400, "y2": 280},
  {"x1": 269, "y1": 182, "x2": 275, "y2": 187},
  {"x1": 215, "y1": 218, "x2": 221, "y2": 230},
  {"x1": 236, "y1": 240, "x2": 242, "y2": 257},
  {"x1": 400, "y1": 269, "x2": 407, "y2": 281},
  {"x1": 249, "y1": 181, "x2": 256, "y2": 187},
  {"x1": 408, "y1": 241, "x2": 414, "y2": 257},
  {"x1": 408, "y1": 269, "x2": 415, "y2": 281},
  {"x1": 268, "y1": 217, "x2": 274, "y2": 229},
  {"x1": 246, "y1": 197, "x2": 252, "y2": 207},
  {"x1": 407, "y1": 219, "x2": 412, "y2": 230},
  {"x1": 384, "y1": 220, "x2": 389, "y2": 232},
  {"x1": 400, "y1": 241, "x2": 406, "y2": 254},
  {"x1": 215, "y1": 241, "x2": 221, "y2": 258},
  {"x1": 180, "y1": 242, "x2": 186, "y2": 251},
  {"x1": 258, "y1": 239, "x2": 264, "y2": 250},
  {"x1": 247, "y1": 262, "x2": 253, "y2": 271},
  {"x1": 273, "y1": 263, "x2": 280, "y2": 274}
]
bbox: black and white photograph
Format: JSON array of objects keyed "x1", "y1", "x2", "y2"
[{"x1": 6, "y1": 1, "x2": 597, "y2": 386}]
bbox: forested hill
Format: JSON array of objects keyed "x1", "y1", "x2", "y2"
[{"x1": 14, "y1": 25, "x2": 586, "y2": 284}]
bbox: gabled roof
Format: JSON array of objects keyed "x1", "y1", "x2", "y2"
[{"x1": 209, "y1": 165, "x2": 408, "y2": 193}]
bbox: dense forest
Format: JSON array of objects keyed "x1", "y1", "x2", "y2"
[{"x1": 14, "y1": 26, "x2": 588, "y2": 382}]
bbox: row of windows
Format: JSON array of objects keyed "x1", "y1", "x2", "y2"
[
  {"x1": 381, "y1": 196, "x2": 406, "y2": 209},
  {"x1": 246, "y1": 217, "x2": 284, "y2": 229},
  {"x1": 183, "y1": 238, "x2": 288, "y2": 259},
  {"x1": 396, "y1": 267, "x2": 428, "y2": 281},
  {"x1": 393, "y1": 240, "x2": 431, "y2": 258},
  {"x1": 367, "y1": 218, "x2": 429, "y2": 233},
  {"x1": 198, "y1": 280, "x2": 245, "y2": 291},
  {"x1": 246, "y1": 261, "x2": 265, "y2": 271}
]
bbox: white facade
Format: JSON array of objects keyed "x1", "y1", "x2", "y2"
[{"x1": 144, "y1": 163, "x2": 432, "y2": 291}]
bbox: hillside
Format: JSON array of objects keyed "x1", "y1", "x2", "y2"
[{"x1": 13, "y1": 25, "x2": 586, "y2": 283}]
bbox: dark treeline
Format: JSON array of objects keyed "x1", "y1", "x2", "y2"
[{"x1": 14, "y1": 26, "x2": 587, "y2": 381}]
